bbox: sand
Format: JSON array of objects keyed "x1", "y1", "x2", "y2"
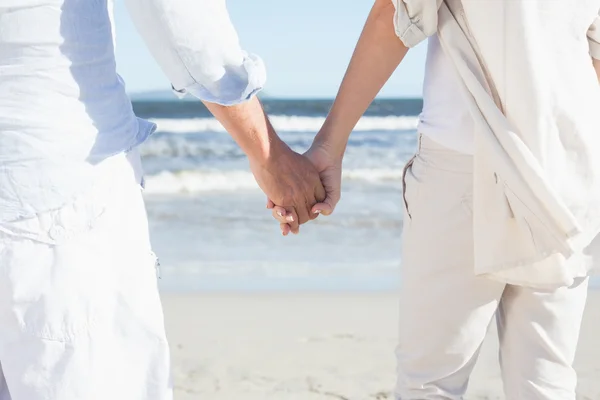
[{"x1": 162, "y1": 291, "x2": 600, "y2": 400}]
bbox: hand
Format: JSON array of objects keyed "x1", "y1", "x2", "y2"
[
  {"x1": 250, "y1": 143, "x2": 326, "y2": 234},
  {"x1": 268, "y1": 141, "x2": 342, "y2": 235}
]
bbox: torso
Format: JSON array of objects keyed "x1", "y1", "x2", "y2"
[
  {"x1": 0, "y1": 0, "x2": 153, "y2": 221},
  {"x1": 418, "y1": 0, "x2": 600, "y2": 160},
  {"x1": 419, "y1": 35, "x2": 474, "y2": 154}
]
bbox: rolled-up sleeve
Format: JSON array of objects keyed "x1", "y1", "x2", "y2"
[
  {"x1": 124, "y1": 0, "x2": 266, "y2": 106},
  {"x1": 588, "y1": 13, "x2": 600, "y2": 60},
  {"x1": 391, "y1": 0, "x2": 443, "y2": 48}
]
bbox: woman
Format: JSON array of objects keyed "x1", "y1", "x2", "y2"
[{"x1": 271, "y1": 0, "x2": 600, "y2": 398}]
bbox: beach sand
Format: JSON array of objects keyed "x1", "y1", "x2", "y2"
[{"x1": 163, "y1": 291, "x2": 600, "y2": 400}]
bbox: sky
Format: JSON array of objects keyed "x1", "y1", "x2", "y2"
[{"x1": 113, "y1": 1, "x2": 428, "y2": 98}]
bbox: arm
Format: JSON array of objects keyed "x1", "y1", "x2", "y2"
[
  {"x1": 205, "y1": 97, "x2": 326, "y2": 229},
  {"x1": 124, "y1": 0, "x2": 265, "y2": 105},
  {"x1": 292, "y1": 0, "x2": 441, "y2": 219},
  {"x1": 202, "y1": 98, "x2": 284, "y2": 167},
  {"x1": 312, "y1": 0, "x2": 410, "y2": 157},
  {"x1": 271, "y1": 0, "x2": 439, "y2": 229},
  {"x1": 314, "y1": 0, "x2": 441, "y2": 155},
  {"x1": 124, "y1": 0, "x2": 325, "y2": 228},
  {"x1": 123, "y1": 0, "x2": 274, "y2": 159}
]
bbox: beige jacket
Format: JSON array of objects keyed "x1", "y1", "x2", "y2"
[{"x1": 393, "y1": 0, "x2": 600, "y2": 288}]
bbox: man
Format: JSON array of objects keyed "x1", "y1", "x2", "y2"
[
  {"x1": 0, "y1": 0, "x2": 323, "y2": 398},
  {"x1": 272, "y1": 0, "x2": 600, "y2": 398}
]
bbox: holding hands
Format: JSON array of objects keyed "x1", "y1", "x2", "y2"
[
  {"x1": 266, "y1": 130, "x2": 343, "y2": 236},
  {"x1": 202, "y1": 97, "x2": 343, "y2": 235},
  {"x1": 264, "y1": 0, "x2": 407, "y2": 235},
  {"x1": 204, "y1": 0, "x2": 405, "y2": 238}
]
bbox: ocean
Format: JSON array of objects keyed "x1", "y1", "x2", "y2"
[{"x1": 133, "y1": 98, "x2": 422, "y2": 293}]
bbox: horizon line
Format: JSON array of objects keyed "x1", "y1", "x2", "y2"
[{"x1": 129, "y1": 92, "x2": 423, "y2": 101}]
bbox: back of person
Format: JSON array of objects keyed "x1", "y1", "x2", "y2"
[
  {"x1": 462, "y1": 0, "x2": 600, "y2": 155},
  {"x1": 353, "y1": 0, "x2": 600, "y2": 398},
  {"x1": 262, "y1": 0, "x2": 600, "y2": 397},
  {"x1": 0, "y1": 2, "x2": 311, "y2": 399},
  {"x1": 421, "y1": 0, "x2": 600, "y2": 161},
  {"x1": 0, "y1": 0, "x2": 153, "y2": 222}
]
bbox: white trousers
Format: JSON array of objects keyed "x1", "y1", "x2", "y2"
[
  {"x1": 0, "y1": 151, "x2": 172, "y2": 400},
  {"x1": 396, "y1": 135, "x2": 588, "y2": 399}
]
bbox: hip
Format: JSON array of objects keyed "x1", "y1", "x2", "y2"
[{"x1": 0, "y1": 148, "x2": 147, "y2": 243}]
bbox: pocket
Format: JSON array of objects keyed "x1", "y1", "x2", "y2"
[
  {"x1": 151, "y1": 250, "x2": 161, "y2": 279},
  {"x1": 0, "y1": 177, "x2": 155, "y2": 343},
  {"x1": 402, "y1": 155, "x2": 418, "y2": 220},
  {"x1": 2, "y1": 214, "x2": 160, "y2": 343},
  {"x1": 106, "y1": 247, "x2": 166, "y2": 343},
  {"x1": 1, "y1": 233, "x2": 109, "y2": 342}
]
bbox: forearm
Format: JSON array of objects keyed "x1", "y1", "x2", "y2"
[
  {"x1": 315, "y1": 0, "x2": 409, "y2": 156},
  {"x1": 203, "y1": 97, "x2": 286, "y2": 165}
]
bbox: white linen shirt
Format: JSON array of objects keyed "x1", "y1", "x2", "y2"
[
  {"x1": 393, "y1": 0, "x2": 600, "y2": 288},
  {"x1": 0, "y1": 0, "x2": 265, "y2": 222}
]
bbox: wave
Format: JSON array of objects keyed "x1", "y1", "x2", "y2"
[
  {"x1": 139, "y1": 133, "x2": 410, "y2": 159},
  {"x1": 149, "y1": 115, "x2": 419, "y2": 134},
  {"x1": 143, "y1": 168, "x2": 402, "y2": 194}
]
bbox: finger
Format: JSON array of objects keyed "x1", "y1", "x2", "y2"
[
  {"x1": 314, "y1": 178, "x2": 327, "y2": 203},
  {"x1": 285, "y1": 207, "x2": 300, "y2": 233},
  {"x1": 271, "y1": 206, "x2": 295, "y2": 224},
  {"x1": 307, "y1": 207, "x2": 320, "y2": 221},
  {"x1": 312, "y1": 199, "x2": 335, "y2": 216},
  {"x1": 307, "y1": 199, "x2": 321, "y2": 221},
  {"x1": 295, "y1": 201, "x2": 311, "y2": 225},
  {"x1": 307, "y1": 178, "x2": 327, "y2": 221},
  {"x1": 280, "y1": 223, "x2": 291, "y2": 236},
  {"x1": 266, "y1": 199, "x2": 275, "y2": 209}
]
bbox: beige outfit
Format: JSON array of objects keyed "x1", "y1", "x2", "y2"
[
  {"x1": 398, "y1": 135, "x2": 589, "y2": 399},
  {"x1": 393, "y1": 0, "x2": 600, "y2": 289},
  {"x1": 391, "y1": 1, "x2": 600, "y2": 396}
]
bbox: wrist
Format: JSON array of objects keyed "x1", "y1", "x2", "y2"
[
  {"x1": 313, "y1": 123, "x2": 348, "y2": 160},
  {"x1": 247, "y1": 133, "x2": 289, "y2": 168}
]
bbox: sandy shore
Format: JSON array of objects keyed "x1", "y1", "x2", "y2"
[{"x1": 163, "y1": 291, "x2": 600, "y2": 400}]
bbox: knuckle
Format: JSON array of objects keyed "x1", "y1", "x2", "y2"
[{"x1": 281, "y1": 195, "x2": 294, "y2": 206}]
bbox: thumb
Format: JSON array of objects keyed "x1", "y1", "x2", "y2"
[{"x1": 311, "y1": 196, "x2": 336, "y2": 216}]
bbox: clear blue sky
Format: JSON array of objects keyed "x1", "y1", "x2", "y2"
[{"x1": 113, "y1": 1, "x2": 427, "y2": 98}]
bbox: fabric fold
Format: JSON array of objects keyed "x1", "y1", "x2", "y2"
[{"x1": 398, "y1": 0, "x2": 600, "y2": 288}]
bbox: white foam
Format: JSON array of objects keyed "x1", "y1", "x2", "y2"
[
  {"x1": 144, "y1": 170, "x2": 259, "y2": 194},
  {"x1": 343, "y1": 168, "x2": 403, "y2": 182},
  {"x1": 143, "y1": 168, "x2": 402, "y2": 194},
  {"x1": 150, "y1": 115, "x2": 419, "y2": 134}
]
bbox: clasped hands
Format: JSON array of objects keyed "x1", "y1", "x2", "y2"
[{"x1": 250, "y1": 134, "x2": 342, "y2": 236}]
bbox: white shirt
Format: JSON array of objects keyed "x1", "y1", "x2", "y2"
[
  {"x1": 0, "y1": 0, "x2": 266, "y2": 222},
  {"x1": 419, "y1": 35, "x2": 473, "y2": 154},
  {"x1": 393, "y1": 0, "x2": 600, "y2": 289}
]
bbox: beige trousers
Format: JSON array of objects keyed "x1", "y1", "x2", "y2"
[{"x1": 396, "y1": 135, "x2": 589, "y2": 400}]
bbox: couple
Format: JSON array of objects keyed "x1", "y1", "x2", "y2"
[{"x1": 1, "y1": 0, "x2": 600, "y2": 399}]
